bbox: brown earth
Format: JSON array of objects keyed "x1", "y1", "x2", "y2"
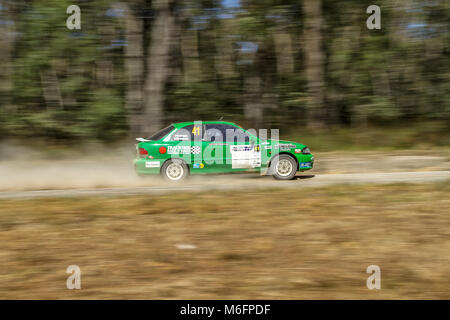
[{"x1": 0, "y1": 182, "x2": 449, "y2": 299}]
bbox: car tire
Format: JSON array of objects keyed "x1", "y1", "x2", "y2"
[
  {"x1": 161, "y1": 159, "x2": 189, "y2": 182},
  {"x1": 270, "y1": 154, "x2": 297, "y2": 180}
]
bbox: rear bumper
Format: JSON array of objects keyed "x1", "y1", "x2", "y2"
[{"x1": 134, "y1": 158, "x2": 162, "y2": 175}]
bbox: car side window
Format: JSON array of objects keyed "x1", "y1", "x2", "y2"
[
  {"x1": 233, "y1": 128, "x2": 251, "y2": 144},
  {"x1": 204, "y1": 124, "x2": 236, "y2": 142},
  {"x1": 171, "y1": 124, "x2": 203, "y2": 141},
  {"x1": 171, "y1": 127, "x2": 192, "y2": 141},
  {"x1": 205, "y1": 124, "x2": 250, "y2": 143},
  {"x1": 225, "y1": 126, "x2": 250, "y2": 143},
  {"x1": 204, "y1": 124, "x2": 225, "y2": 142}
]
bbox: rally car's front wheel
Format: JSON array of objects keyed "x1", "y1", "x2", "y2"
[
  {"x1": 161, "y1": 159, "x2": 189, "y2": 182},
  {"x1": 270, "y1": 154, "x2": 297, "y2": 180}
]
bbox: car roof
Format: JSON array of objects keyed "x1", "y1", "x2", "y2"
[{"x1": 172, "y1": 121, "x2": 239, "y2": 129}]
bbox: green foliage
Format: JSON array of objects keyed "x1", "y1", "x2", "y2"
[
  {"x1": 82, "y1": 90, "x2": 127, "y2": 140},
  {"x1": 8, "y1": 0, "x2": 125, "y2": 140},
  {"x1": 0, "y1": 0, "x2": 448, "y2": 143},
  {"x1": 168, "y1": 82, "x2": 223, "y2": 121}
]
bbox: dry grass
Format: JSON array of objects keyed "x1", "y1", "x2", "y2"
[{"x1": 0, "y1": 182, "x2": 449, "y2": 299}]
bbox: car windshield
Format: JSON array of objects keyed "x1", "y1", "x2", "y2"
[{"x1": 147, "y1": 125, "x2": 175, "y2": 141}]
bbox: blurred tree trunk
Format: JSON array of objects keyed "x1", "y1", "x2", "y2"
[
  {"x1": 177, "y1": 0, "x2": 199, "y2": 83},
  {"x1": 96, "y1": 25, "x2": 116, "y2": 88},
  {"x1": 40, "y1": 66, "x2": 63, "y2": 110},
  {"x1": 142, "y1": 0, "x2": 175, "y2": 135},
  {"x1": 181, "y1": 28, "x2": 201, "y2": 83},
  {"x1": 0, "y1": 0, "x2": 16, "y2": 110},
  {"x1": 120, "y1": 2, "x2": 144, "y2": 137},
  {"x1": 240, "y1": 38, "x2": 265, "y2": 129},
  {"x1": 273, "y1": 30, "x2": 294, "y2": 76},
  {"x1": 215, "y1": 18, "x2": 237, "y2": 79},
  {"x1": 302, "y1": 0, "x2": 325, "y2": 128},
  {"x1": 243, "y1": 76, "x2": 263, "y2": 128}
]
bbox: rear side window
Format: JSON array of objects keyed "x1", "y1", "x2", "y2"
[
  {"x1": 147, "y1": 125, "x2": 175, "y2": 141},
  {"x1": 171, "y1": 125, "x2": 203, "y2": 141}
]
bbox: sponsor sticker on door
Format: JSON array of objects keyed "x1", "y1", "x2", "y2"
[
  {"x1": 168, "y1": 145, "x2": 191, "y2": 155},
  {"x1": 230, "y1": 145, "x2": 261, "y2": 169}
]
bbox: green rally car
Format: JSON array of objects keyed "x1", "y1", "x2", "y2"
[{"x1": 134, "y1": 121, "x2": 314, "y2": 181}]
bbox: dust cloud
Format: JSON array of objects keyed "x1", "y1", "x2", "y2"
[
  {"x1": 0, "y1": 140, "x2": 162, "y2": 191},
  {"x1": 0, "y1": 140, "x2": 263, "y2": 192},
  {"x1": 1, "y1": 140, "x2": 448, "y2": 192}
]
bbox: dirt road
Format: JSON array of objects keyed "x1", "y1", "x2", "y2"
[
  {"x1": 1, "y1": 148, "x2": 449, "y2": 199},
  {"x1": 0, "y1": 170, "x2": 449, "y2": 199}
]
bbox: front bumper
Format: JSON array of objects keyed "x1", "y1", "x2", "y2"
[{"x1": 298, "y1": 155, "x2": 314, "y2": 171}]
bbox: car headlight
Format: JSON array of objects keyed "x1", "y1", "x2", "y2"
[{"x1": 302, "y1": 147, "x2": 311, "y2": 155}]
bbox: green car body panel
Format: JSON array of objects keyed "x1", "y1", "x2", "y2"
[{"x1": 134, "y1": 121, "x2": 314, "y2": 176}]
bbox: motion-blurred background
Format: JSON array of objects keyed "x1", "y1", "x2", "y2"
[
  {"x1": 0, "y1": 0, "x2": 450, "y2": 300},
  {"x1": 0, "y1": 0, "x2": 448, "y2": 147}
]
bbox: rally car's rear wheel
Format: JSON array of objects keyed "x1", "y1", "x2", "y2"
[
  {"x1": 161, "y1": 159, "x2": 189, "y2": 182},
  {"x1": 270, "y1": 154, "x2": 297, "y2": 180}
]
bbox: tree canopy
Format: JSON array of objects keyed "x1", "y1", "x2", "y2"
[{"x1": 0, "y1": 0, "x2": 448, "y2": 141}]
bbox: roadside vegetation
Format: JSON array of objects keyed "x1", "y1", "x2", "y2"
[
  {"x1": 1, "y1": 121, "x2": 449, "y2": 162},
  {"x1": 288, "y1": 121, "x2": 450, "y2": 152},
  {"x1": 1, "y1": 1, "x2": 449, "y2": 143},
  {"x1": 1, "y1": 181, "x2": 449, "y2": 299}
]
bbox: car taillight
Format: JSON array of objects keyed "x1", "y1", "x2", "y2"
[{"x1": 139, "y1": 148, "x2": 148, "y2": 156}]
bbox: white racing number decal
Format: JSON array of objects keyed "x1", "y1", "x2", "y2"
[
  {"x1": 145, "y1": 161, "x2": 161, "y2": 168},
  {"x1": 230, "y1": 145, "x2": 261, "y2": 169}
]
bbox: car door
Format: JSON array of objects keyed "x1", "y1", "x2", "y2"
[
  {"x1": 204, "y1": 123, "x2": 260, "y2": 171},
  {"x1": 203, "y1": 123, "x2": 228, "y2": 172},
  {"x1": 168, "y1": 124, "x2": 199, "y2": 166},
  {"x1": 226, "y1": 126, "x2": 261, "y2": 171}
]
